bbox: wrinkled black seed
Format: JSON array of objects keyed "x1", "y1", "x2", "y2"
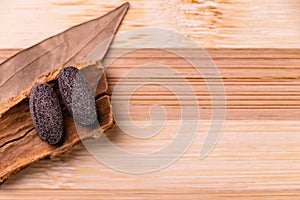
[
  {"x1": 29, "y1": 83, "x2": 63, "y2": 145},
  {"x1": 58, "y1": 66, "x2": 97, "y2": 126}
]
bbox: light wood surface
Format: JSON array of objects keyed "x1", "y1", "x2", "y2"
[
  {"x1": 1, "y1": 0, "x2": 300, "y2": 199},
  {"x1": 2, "y1": 47, "x2": 300, "y2": 199},
  {"x1": 0, "y1": 0, "x2": 300, "y2": 48}
]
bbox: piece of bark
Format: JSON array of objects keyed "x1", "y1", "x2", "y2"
[{"x1": 0, "y1": 61, "x2": 114, "y2": 184}]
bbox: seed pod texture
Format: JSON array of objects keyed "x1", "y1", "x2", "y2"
[
  {"x1": 29, "y1": 83, "x2": 64, "y2": 145},
  {"x1": 58, "y1": 66, "x2": 97, "y2": 126}
]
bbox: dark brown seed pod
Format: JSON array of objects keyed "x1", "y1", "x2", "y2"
[
  {"x1": 29, "y1": 83, "x2": 64, "y2": 145},
  {"x1": 58, "y1": 66, "x2": 97, "y2": 126}
]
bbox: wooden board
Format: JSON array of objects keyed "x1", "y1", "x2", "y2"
[
  {"x1": 1, "y1": 0, "x2": 300, "y2": 199},
  {"x1": 1, "y1": 48, "x2": 300, "y2": 200},
  {"x1": 0, "y1": 0, "x2": 300, "y2": 49}
]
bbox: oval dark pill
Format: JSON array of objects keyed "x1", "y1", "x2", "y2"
[
  {"x1": 58, "y1": 66, "x2": 97, "y2": 126},
  {"x1": 29, "y1": 83, "x2": 63, "y2": 145}
]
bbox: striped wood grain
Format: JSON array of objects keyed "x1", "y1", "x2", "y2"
[
  {"x1": 1, "y1": 0, "x2": 300, "y2": 198},
  {"x1": 1, "y1": 48, "x2": 300, "y2": 200},
  {"x1": 0, "y1": 0, "x2": 300, "y2": 48}
]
